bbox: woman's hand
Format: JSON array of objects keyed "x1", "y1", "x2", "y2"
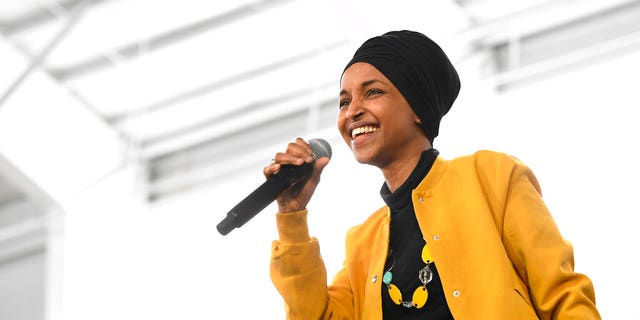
[{"x1": 263, "y1": 138, "x2": 330, "y2": 213}]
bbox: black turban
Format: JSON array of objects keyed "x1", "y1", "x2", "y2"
[{"x1": 343, "y1": 30, "x2": 460, "y2": 143}]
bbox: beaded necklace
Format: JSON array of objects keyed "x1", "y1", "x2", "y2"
[{"x1": 383, "y1": 242, "x2": 434, "y2": 308}]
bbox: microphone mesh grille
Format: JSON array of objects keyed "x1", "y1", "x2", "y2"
[{"x1": 309, "y1": 138, "x2": 332, "y2": 161}]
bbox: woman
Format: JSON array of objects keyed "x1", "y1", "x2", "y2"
[{"x1": 265, "y1": 30, "x2": 600, "y2": 319}]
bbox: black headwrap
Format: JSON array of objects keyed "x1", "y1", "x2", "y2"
[{"x1": 343, "y1": 30, "x2": 460, "y2": 143}]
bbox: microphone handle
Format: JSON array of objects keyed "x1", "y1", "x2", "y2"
[{"x1": 216, "y1": 163, "x2": 312, "y2": 235}]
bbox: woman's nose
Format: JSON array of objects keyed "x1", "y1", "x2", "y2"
[{"x1": 345, "y1": 101, "x2": 364, "y2": 120}]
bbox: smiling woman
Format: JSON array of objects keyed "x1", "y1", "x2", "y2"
[{"x1": 265, "y1": 30, "x2": 601, "y2": 320}]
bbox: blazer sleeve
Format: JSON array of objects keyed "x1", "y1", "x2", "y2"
[
  {"x1": 501, "y1": 160, "x2": 601, "y2": 320},
  {"x1": 270, "y1": 210, "x2": 355, "y2": 320}
]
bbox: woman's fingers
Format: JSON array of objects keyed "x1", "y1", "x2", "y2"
[
  {"x1": 275, "y1": 139, "x2": 314, "y2": 165},
  {"x1": 263, "y1": 161, "x2": 280, "y2": 177},
  {"x1": 282, "y1": 138, "x2": 313, "y2": 163},
  {"x1": 263, "y1": 138, "x2": 314, "y2": 177}
]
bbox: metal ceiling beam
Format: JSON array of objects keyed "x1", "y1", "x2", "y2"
[
  {"x1": 0, "y1": 0, "x2": 108, "y2": 35},
  {"x1": 140, "y1": 83, "x2": 336, "y2": 160},
  {"x1": 108, "y1": 39, "x2": 347, "y2": 126},
  {"x1": 484, "y1": 0, "x2": 640, "y2": 90},
  {"x1": 140, "y1": 81, "x2": 333, "y2": 148},
  {"x1": 451, "y1": 0, "x2": 637, "y2": 45},
  {"x1": 47, "y1": 0, "x2": 295, "y2": 81},
  {"x1": 0, "y1": 0, "x2": 92, "y2": 109}
]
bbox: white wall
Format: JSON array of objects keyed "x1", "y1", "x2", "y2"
[
  {"x1": 0, "y1": 251, "x2": 45, "y2": 320},
  {"x1": 0, "y1": 37, "x2": 123, "y2": 320}
]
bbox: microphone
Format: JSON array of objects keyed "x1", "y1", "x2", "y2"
[{"x1": 217, "y1": 138, "x2": 332, "y2": 235}]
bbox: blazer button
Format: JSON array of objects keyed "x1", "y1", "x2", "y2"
[
  {"x1": 452, "y1": 290, "x2": 461, "y2": 297},
  {"x1": 418, "y1": 197, "x2": 424, "y2": 203},
  {"x1": 372, "y1": 275, "x2": 378, "y2": 283}
]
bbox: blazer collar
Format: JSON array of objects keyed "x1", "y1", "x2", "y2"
[{"x1": 414, "y1": 155, "x2": 449, "y2": 196}]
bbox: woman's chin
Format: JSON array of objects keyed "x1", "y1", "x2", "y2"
[{"x1": 352, "y1": 150, "x2": 376, "y2": 165}]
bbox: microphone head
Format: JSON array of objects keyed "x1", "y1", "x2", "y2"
[{"x1": 308, "y1": 138, "x2": 332, "y2": 161}]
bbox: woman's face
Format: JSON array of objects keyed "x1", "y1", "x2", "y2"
[{"x1": 338, "y1": 62, "x2": 428, "y2": 168}]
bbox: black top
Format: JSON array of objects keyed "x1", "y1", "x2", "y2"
[{"x1": 380, "y1": 149, "x2": 454, "y2": 319}]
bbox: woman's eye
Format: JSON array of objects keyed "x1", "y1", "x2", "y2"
[
  {"x1": 339, "y1": 99, "x2": 350, "y2": 109},
  {"x1": 367, "y1": 89, "x2": 383, "y2": 96}
]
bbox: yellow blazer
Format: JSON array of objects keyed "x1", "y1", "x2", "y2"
[{"x1": 271, "y1": 151, "x2": 600, "y2": 319}]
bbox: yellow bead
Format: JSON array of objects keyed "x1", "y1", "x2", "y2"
[
  {"x1": 412, "y1": 286, "x2": 429, "y2": 309},
  {"x1": 387, "y1": 284, "x2": 403, "y2": 305},
  {"x1": 421, "y1": 244, "x2": 433, "y2": 264}
]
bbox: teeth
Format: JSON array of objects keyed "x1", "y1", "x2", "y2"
[{"x1": 351, "y1": 126, "x2": 379, "y2": 138}]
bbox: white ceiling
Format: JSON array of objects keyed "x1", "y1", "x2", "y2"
[{"x1": 1, "y1": 0, "x2": 639, "y2": 205}]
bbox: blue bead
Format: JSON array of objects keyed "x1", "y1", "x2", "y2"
[{"x1": 383, "y1": 271, "x2": 393, "y2": 285}]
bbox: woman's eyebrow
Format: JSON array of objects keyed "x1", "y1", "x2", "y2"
[{"x1": 340, "y1": 79, "x2": 385, "y2": 96}]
